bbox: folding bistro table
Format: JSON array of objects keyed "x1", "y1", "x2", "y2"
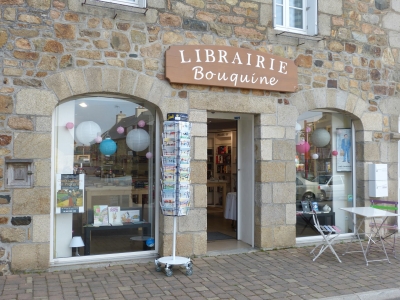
[{"x1": 340, "y1": 207, "x2": 399, "y2": 265}]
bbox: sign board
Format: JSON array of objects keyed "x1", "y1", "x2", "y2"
[
  {"x1": 56, "y1": 174, "x2": 85, "y2": 214},
  {"x1": 165, "y1": 45, "x2": 298, "y2": 92}
]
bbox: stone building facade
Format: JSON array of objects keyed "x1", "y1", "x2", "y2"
[{"x1": 0, "y1": 0, "x2": 400, "y2": 274}]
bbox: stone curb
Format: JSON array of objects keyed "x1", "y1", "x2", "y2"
[{"x1": 318, "y1": 288, "x2": 400, "y2": 300}]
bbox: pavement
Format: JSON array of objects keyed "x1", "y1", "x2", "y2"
[{"x1": 1, "y1": 242, "x2": 400, "y2": 300}]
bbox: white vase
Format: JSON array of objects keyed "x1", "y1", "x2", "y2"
[{"x1": 323, "y1": 205, "x2": 331, "y2": 212}]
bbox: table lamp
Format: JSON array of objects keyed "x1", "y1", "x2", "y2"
[{"x1": 69, "y1": 236, "x2": 84, "y2": 256}]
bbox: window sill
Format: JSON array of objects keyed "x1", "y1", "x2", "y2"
[
  {"x1": 81, "y1": 0, "x2": 148, "y2": 17},
  {"x1": 275, "y1": 30, "x2": 325, "y2": 46}
]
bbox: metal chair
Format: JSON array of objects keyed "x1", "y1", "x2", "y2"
[
  {"x1": 310, "y1": 211, "x2": 342, "y2": 263},
  {"x1": 369, "y1": 199, "x2": 398, "y2": 258}
]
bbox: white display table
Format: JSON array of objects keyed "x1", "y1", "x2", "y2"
[{"x1": 224, "y1": 192, "x2": 237, "y2": 220}]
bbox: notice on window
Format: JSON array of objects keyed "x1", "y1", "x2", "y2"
[{"x1": 56, "y1": 174, "x2": 85, "y2": 214}]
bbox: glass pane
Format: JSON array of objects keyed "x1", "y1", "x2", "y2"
[
  {"x1": 289, "y1": 8, "x2": 303, "y2": 29},
  {"x1": 276, "y1": 0, "x2": 283, "y2": 4},
  {"x1": 289, "y1": 0, "x2": 303, "y2": 8},
  {"x1": 295, "y1": 112, "x2": 353, "y2": 238},
  {"x1": 275, "y1": 5, "x2": 283, "y2": 26},
  {"x1": 54, "y1": 98, "x2": 156, "y2": 257}
]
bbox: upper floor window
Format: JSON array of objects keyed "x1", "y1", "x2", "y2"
[
  {"x1": 273, "y1": 0, "x2": 317, "y2": 36},
  {"x1": 98, "y1": 0, "x2": 146, "y2": 8}
]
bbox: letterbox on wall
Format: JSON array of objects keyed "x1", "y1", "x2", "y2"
[
  {"x1": 369, "y1": 164, "x2": 388, "y2": 197},
  {"x1": 5, "y1": 159, "x2": 34, "y2": 188}
]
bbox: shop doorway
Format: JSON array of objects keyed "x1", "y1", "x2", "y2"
[{"x1": 206, "y1": 112, "x2": 254, "y2": 251}]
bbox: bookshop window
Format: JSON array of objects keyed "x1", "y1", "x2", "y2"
[
  {"x1": 295, "y1": 111, "x2": 354, "y2": 238},
  {"x1": 53, "y1": 97, "x2": 156, "y2": 258}
]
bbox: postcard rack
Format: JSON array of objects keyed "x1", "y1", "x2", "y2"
[{"x1": 155, "y1": 113, "x2": 193, "y2": 277}]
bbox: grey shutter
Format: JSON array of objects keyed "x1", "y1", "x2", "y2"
[{"x1": 307, "y1": 0, "x2": 318, "y2": 35}]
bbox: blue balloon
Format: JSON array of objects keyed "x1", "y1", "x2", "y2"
[
  {"x1": 99, "y1": 138, "x2": 117, "y2": 156},
  {"x1": 146, "y1": 238, "x2": 155, "y2": 247}
]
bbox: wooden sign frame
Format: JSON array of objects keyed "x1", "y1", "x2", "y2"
[{"x1": 165, "y1": 45, "x2": 298, "y2": 92}]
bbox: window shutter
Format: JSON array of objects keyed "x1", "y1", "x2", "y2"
[
  {"x1": 273, "y1": 0, "x2": 277, "y2": 29},
  {"x1": 307, "y1": 0, "x2": 318, "y2": 35}
]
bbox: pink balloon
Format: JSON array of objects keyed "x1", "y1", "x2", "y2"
[
  {"x1": 306, "y1": 127, "x2": 311, "y2": 133},
  {"x1": 66, "y1": 122, "x2": 74, "y2": 129},
  {"x1": 332, "y1": 150, "x2": 338, "y2": 156},
  {"x1": 95, "y1": 136, "x2": 102, "y2": 143},
  {"x1": 117, "y1": 126, "x2": 124, "y2": 134},
  {"x1": 296, "y1": 141, "x2": 310, "y2": 154},
  {"x1": 146, "y1": 152, "x2": 153, "y2": 159},
  {"x1": 138, "y1": 120, "x2": 146, "y2": 128}
]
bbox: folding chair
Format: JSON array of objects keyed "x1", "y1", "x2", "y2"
[
  {"x1": 369, "y1": 199, "x2": 398, "y2": 258},
  {"x1": 310, "y1": 211, "x2": 342, "y2": 263}
]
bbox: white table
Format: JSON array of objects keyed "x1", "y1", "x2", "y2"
[
  {"x1": 224, "y1": 192, "x2": 237, "y2": 220},
  {"x1": 340, "y1": 207, "x2": 399, "y2": 265}
]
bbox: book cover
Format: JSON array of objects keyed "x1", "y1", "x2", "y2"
[
  {"x1": 311, "y1": 201, "x2": 319, "y2": 212},
  {"x1": 93, "y1": 205, "x2": 108, "y2": 225},
  {"x1": 121, "y1": 209, "x2": 140, "y2": 223},
  {"x1": 108, "y1": 206, "x2": 122, "y2": 225},
  {"x1": 301, "y1": 201, "x2": 310, "y2": 213}
]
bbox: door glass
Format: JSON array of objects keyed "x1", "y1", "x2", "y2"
[
  {"x1": 53, "y1": 97, "x2": 156, "y2": 257},
  {"x1": 295, "y1": 112, "x2": 353, "y2": 238}
]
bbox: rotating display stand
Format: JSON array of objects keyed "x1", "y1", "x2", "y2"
[{"x1": 155, "y1": 113, "x2": 193, "y2": 276}]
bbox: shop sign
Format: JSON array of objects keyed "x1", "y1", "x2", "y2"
[{"x1": 165, "y1": 45, "x2": 298, "y2": 92}]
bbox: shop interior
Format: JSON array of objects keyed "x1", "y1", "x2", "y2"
[{"x1": 207, "y1": 118, "x2": 240, "y2": 250}]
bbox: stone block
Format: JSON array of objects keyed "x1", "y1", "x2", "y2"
[
  {"x1": 254, "y1": 182, "x2": 272, "y2": 204},
  {"x1": 84, "y1": 68, "x2": 102, "y2": 93},
  {"x1": 159, "y1": 98, "x2": 189, "y2": 120},
  {"x1": 258, "y1": 126, "x2": 285, "y2": 139},
  {"x1": 257, "y1": 114, "x2": 276, "y2": 126},
  {"x1": 11, "y1": 216, "x2": 31, "y2": 226},
  {"x1": 257, "y1": 161, "x2": 286, "y2": 182},
  {"x1": 33, "y1": 215, "x2": 50, "y2": 243},
  {"x1": 286, "y1": 204, "x2": 296, "y2": 225},
  {"x1": 8, "y1": 117, "x2": 33, "y2": 131},
  {"x1": 286, "y1": 162, "x2": 296, "y2": 182},
  {"x1": 0, "y1": 228, "x2": 26, "y2": 243},
  {"x1": 13, "y1": 188, "x2": 50, "y2": 215},
  {"x1": 65, "y1": 69, "x2": 88, "y2": 95},
  {"x1": 255, "y1": 139, "x2": 272, "y2": 161},
  {"x1": 119, "y1": 70, "x2": 137, "y2": 95},
  {"x1": 318, "y1": 13, "x2": 331, "y2": 36},
  {"x1": 319, "y1": 0, "x2": 342, "y2": 15},
  {"x1": 254, "y1": 226, "x2": 274, "y2": 249},
  {"x1": 16, "y1": 89, "x2": 57, "y2": 115},
  {"x1": 353, "y1": 98, "x2": 369, "y2": 119},
  {"x1": 360, "y1": 142, "x2": 380, "y2": 161},
  {"x1": 289, "y1": 92, "x2": 307, "y2": 115},
  {"x1": 0, "y1": 206, "x2": 10, "y2": 214},
  {"x1": 148, "y1": 79, "x2": 170, "y2": 107},
  {"x1": 44, "y1": 73, "x2": 72, "y2": 100},
  {"x1": 14, "y1": 133, "x2": 51, "y2": 159},
  {"x1": 179, "y1": 208, "x2": 206, "y2": 231},
  {"x1": 189, "y1": 109, "x2": 207, "y2": 123},
  {"x1": 102, "y1": 69, "x2": 119, "y2": 93},
  {"x1": 261, "y1": 204, "x2": 285, "y2": 226},
  {"x1": 0, "y1": 195, "x2": 10, "y2": 204},
  {"x1": 272, "y1": 182, "x2": 295, "y2": 204},
  {"x1": 34, "y1": 160, "x2": 51, "y2": 187},
  {"x1": 272, "y1": 140, "x2": 294, "y2": 161},
  {"x1": 190, "y1": 122, "x2": 207, "y2": 137},
  {"x1": 193, "y1": 184, "x2": 207, "y2": 208},
  {"x1": 193, "y1": 232, "x2": 207, "y2": 255},
  {"x1": 183, "y1": 19, "x2": 208, "y2": 32},
  {"x1": 345, "y1": 93, "x2": 358, "y2": 113},
  {"x1": 194, "y1": 137, "x2": 207, "y2": 160},
  {"x1": 260, "y1": 4, "x2": 272, "y2": 27},
  {"x1": 277, "y1": 105, "x2": 298, "y2": 126},
  {"x1": 134, "y1": 75, "x2": 154, "y2": 99},
  {"x1": 273, "y1": 225, "x2": 295, "y2": 247},
  {"x1": 361, "y1": 113, "x2": 383, "y2": 131},
  {"x1": 36, "y1": 117, "x2": 52, "y2": 132},
  {"x1": 189, "y1": 161, "x2": 207, "y2": 184},
  {"x1": 11, "y1": 243, "x2": 49, "y2": 271},
  {"x1": 382, "y1": 13, "x2": 400, "y2": 31}
]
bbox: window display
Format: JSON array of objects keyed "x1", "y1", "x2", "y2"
[
  {"x1": 53, "y1": 97, "x2": 156, "y2": 257},
  {"x1": 295, "y1": 111, "x2": 353, "y2": 238}
]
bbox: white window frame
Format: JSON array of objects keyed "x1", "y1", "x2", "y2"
[
  {"x1": 273, "y1": 0, "x2": 318, "y2": 36},
  {"x1": 97, "y1": 0, "x2": 146, "y2": 8}
]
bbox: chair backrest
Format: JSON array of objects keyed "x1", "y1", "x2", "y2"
[{"x1": 370, "y1": 199, "x2": 398, "y2": 213}]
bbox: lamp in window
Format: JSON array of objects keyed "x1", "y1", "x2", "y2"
[
  {"x1": 69, "y1": 236, "x2": 84, "y2": 256},
  {"x1": 296, "y1": 141, "x2": 310, "y2": 154},
  {"x1": 126, "y1": 128, "x2": 150, "y2": 152},
  {"x1": 99, "y1": 137, "x2": 117, "y2": 157},
  {"x1": 311, "y1": 128, "x2": 330, "y2": 147},
  {"x1": 75, "y1": 121, "x2": 101, "y2": 145}
]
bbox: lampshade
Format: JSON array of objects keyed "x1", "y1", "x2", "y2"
[
  {"x1": 311, "y1": 128, "x2": 330, "y2": 147},
  {"x1": 126, "y1": 128, "x2": 150, "y2": 152},
  {"x1": 296, "y1": 141, "x2": 310, "y2": 154},
  {"x1": 69, "y1": 236, "x2": 84, "y2": 247},
  {"x1": 295, "y1": 122, "x2": 301, "y2": 131},
  {"x1": 75, "y1": 121, "x2": 101, "y2": 145},
  {"x1": 99, "y1": 137, "x2": 117, "y2": 156}
]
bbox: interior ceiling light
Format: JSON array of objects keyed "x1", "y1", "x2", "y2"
[{"x1": 79, "y1": 102, "x2": 87, "y2": 107}]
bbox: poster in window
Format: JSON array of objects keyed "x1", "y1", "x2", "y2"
[
  {"x1": 336, "y1": 128, "x2": 352, "y2": 172},
  {"x1": 56, "y1": 174, "x2": 85, "y2": 214}
]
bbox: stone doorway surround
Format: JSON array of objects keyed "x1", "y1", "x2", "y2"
[{"x1": 6, "y1": 66, "x2": 400, "y2": 272}]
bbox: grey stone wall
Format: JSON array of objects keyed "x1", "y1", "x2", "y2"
[{"x1": 0, "y1": 0, "x2": 400, "y2": 272}]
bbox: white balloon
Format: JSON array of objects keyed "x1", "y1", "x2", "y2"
[
  {"x1": 312, "y1": 153, "x2": 319, "y2": 159},
  {"x1": 75, "y1": 121, "x2": 101, "y2": 145},
  {"x1": 126, "y1": 128, "x2": 150, "y2": 152}
]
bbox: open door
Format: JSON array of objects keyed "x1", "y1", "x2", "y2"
[
  {"x1": 237, "y1": 114, "x2": 254, "y2": 246},
  {"x1": 207, "y1": 112, "x2": 254, "y2": 247}
]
